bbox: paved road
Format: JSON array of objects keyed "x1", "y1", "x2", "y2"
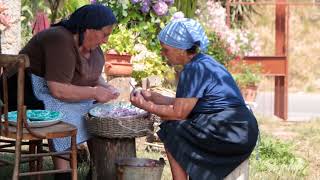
[{"x1": 254, "y1": 92, "x2": 320, "y2": 121}]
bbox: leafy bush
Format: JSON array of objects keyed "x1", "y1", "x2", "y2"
[
  {"x1": 57, "y1": 0, "x2": 89, "y2": 20},
  {"x1": 96, "y1": 0, "x2": 177, "y2": 52},
  {"x1": 131, "y1": 44, "x2": 173, "y2": 85},
  {"x1": 96, "y1": 0, "x2": 176, "y2": 84},
  {"x1": 101, "y1": 24, "x2": 138, "y2": 55},
  {"x1": 250, "y1": 134, "x2": 308, "y2": 177},
  {"x1": 174, "y1": 0, "x2": 197, "y2": 18},
  {"x1": 21, "y1": 0, "x2": 89, "y2": 45},
  {"x1": 21, "y1": 0, "x2": 51, "y2": 45}
]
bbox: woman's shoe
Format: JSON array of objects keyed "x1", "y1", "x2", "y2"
[{"x1": 86, "y1": 168, "x2": 92, "y2": 180}]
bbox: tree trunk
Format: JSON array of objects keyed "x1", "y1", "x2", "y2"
[{"x1": 88, "y1": 137, "x2": 136, "y2": 180}]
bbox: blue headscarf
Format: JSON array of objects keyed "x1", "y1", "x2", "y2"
[
  {"x1": 158, "y1": 18, "x2": 209, "y2": 52},
  {"x1": 52, "y1": 4, "x2": 117, "y2": 46}
]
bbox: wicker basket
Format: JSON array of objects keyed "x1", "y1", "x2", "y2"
[{"x1": 86, "y1": 112, "x2": 154, "y2": 138}]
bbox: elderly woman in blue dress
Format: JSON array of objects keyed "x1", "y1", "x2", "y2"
[{"x1": 130, "y1": 18, "x2": 259, "y2": 180}]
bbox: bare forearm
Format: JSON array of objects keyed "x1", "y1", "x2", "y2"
[
  {"x1": 131, "y1": 93, "x2": 197, "y2": 120},
  {"x1": 48, "y1": 82, "x2": 96, "y2": 102},
  {"x1": 150, "y1": 92, "x2": 174, "y2": 105},
  {"x1": 144, "y1": 101, "x2": 183, "y2": 120}
]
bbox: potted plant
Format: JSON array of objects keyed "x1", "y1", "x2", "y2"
[
  {"x1": 228, "y1": 60, "x2": 262, "y2": 102},
  {"x1": 101, "y1": 25, "x2": 137, "y2": 76}
]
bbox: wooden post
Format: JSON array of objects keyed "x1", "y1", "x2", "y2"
[
  {"x1": 274, "y1": 0, "x2": 288, "y2": 120},
  {"x1": 237, "y1": 0, "x2": 289, "y2": 121},
  {"x1": 88, "y1": 137, "x2": 136, "y2": 180},
  {"x1": 226, "y1": 0, "x2": 231, "y2": 27}
]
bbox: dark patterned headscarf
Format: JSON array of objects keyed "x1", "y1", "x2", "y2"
[{"x1": 52, "y1": 4, "x2": 117, "y2": 46}]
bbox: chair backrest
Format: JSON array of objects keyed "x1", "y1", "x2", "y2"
[{"x1": 0, "y1": 54, "x2": 29, "y2": 136}]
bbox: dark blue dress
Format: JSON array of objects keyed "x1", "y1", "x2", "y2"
[{"x1": 157, "y1": 53, "x2": 259, "y2": 180}]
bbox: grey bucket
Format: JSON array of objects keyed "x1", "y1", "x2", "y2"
[{"x1": 116, "y1": 157, "x2": 165, "y2": 180}]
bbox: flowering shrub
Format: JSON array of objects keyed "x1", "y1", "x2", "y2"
[
  {"x1": 131, "y1": 0, "x2": 174, "y2": 16},
  {"x1": 0, "y1": 3, "x2": 10, "y2": 30},
  {"x1": 206, "y1": 32, "x2": 235, "y2": 66},
  {"x1": 196, "y1": 1, "x2": 261, "y2": 64},
  {"x1": 95, "y1": 0, "x2": 178, "y2": 84},
  {"x1": 97, "y1": 0, "x2": 177, "y2": 52}
]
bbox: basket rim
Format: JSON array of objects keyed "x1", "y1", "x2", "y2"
[
  {"x1": 85, "y1": 113, "x2": 153, "y2": 138},
  {"x1": 88, "y1": 102, "x2": 149, "y2": 120},
  {"x1": 88, "y1": 111, "x2": 150, "y2": 121}
]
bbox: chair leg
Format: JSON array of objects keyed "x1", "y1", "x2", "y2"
[
  {"x1": 13, "y1": 137, "x2": 22, "y2": 180},
  {"x1": 36, "y1": 140, "x2": 43, "y2": 180},
  {"x1": 71, "y1": 135, "x2": 77, "y2": 180},
  {"x1": 29, "y1": 140, "x2": 37, "y2": 172}
]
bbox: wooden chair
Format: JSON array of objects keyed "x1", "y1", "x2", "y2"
[{"x1": 0, "y1": 54, "x2": 78, "y2": 180}]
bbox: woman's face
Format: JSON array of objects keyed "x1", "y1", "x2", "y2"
[
  {"x1": 160, "y1": 43, "x2": 187, "y2": 66},
  {"x1": 83, "y1": 25, "x2": 114, "y2": 50}
]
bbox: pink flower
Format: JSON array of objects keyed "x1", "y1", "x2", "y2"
[{"x1": 234, "y1": 55, "x2": 241, "y2": 61}]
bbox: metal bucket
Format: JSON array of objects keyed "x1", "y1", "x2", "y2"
[{"x1": 116, "y1": 157, "x2": 165, "y2": 180}]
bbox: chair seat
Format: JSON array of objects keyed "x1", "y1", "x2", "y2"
[{"x1": 1, "y1": 121, "x2": 77, "y2": 140}]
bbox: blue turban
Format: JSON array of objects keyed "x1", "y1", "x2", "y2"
[
  {"x1": 52, "y1": 4, "x2": 117, "y2": 46},
  {"x1": 158, "y1": 18, "x2": 209, "y2": 52}
]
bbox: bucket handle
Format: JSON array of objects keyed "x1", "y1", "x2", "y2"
[
  {"x1": 117, "y1": 166, "x2": 124, "y2": 180},
  {"x1": 159, "y1": 157, "x2": 166, "y2": 166}
]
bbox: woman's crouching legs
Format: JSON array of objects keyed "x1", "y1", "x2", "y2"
[
  {"x1": 165, "y1": 148, "x2": 187, "y2": 180},
  {"x1": 48, "y1": 139, "x2": 70, "y2": 169}
]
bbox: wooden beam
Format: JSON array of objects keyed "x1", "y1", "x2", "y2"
[{"x1": 242, "y1": 56, "x2": 287, "y2": 76}]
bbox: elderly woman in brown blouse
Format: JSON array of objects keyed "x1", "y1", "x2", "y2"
[{"x1": 16, "y1": 4, "x2": 119, "y2": 179}]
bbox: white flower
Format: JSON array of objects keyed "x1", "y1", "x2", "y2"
[
  {"x1": 171, "y1": 11, "x2": 185, "y2": 20},
  {"x1": 133, "y1": 43, "x2": 147, "y2": 52},
  {"x1": 133, "y1": 63, "x2": 146, "y2": 71}
]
